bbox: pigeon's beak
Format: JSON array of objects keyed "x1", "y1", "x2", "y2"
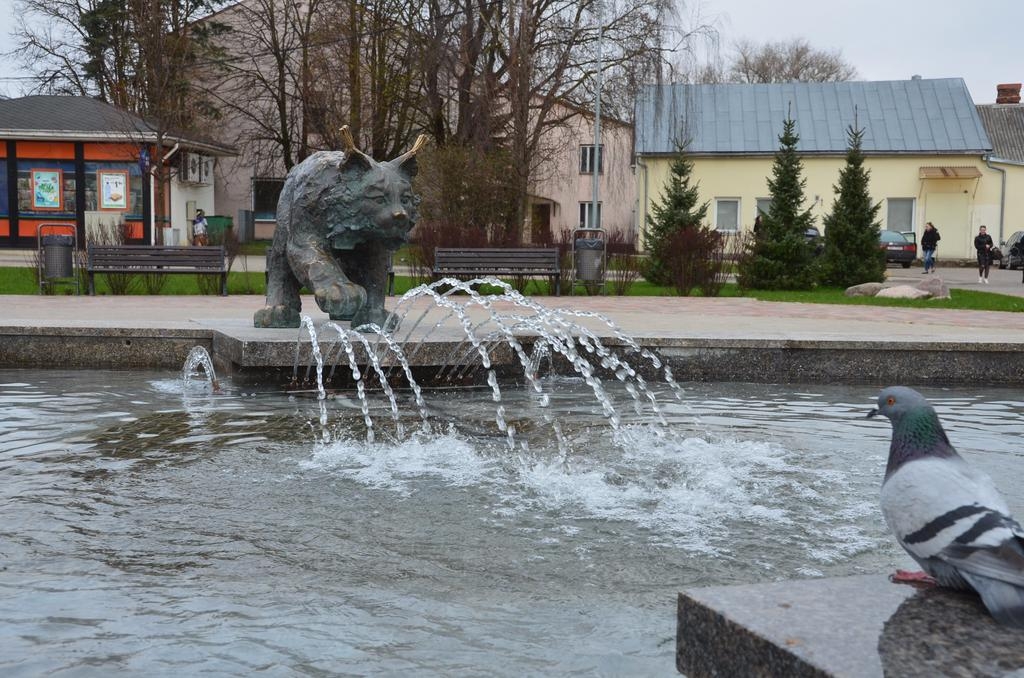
[{"x1": 867, "y1": 408, "x2": 878, "y2": 419}]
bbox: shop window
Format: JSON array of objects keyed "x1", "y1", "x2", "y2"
[{"x1": 17, "y1": 160, "x2": 76, "y2": 216}]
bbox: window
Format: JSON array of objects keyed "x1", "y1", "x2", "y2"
[
  {"x1": 887, "y1": 198, "x2": 915, "y2": 232},
  {"x1": 17, "y1": 160, "x2": 77, "y2": 216},
  {"x1": 253, "y1": 178, "x2": 285, "y2": 220},
  {"x1": 83, "y1": 162, "x2": 143, "y2": 215},
  {"x1": 755, "y1": 198, "x2": 772, "y2": 219},
  {"x1": 579, "y1": 201, "x2": 602, "y2": 228},
  {"x1": 715, "y1": 198, "x2": 739, "y2": 232},
  {"x1": 579, "y1": 145, "x2": 604, "y2": 174}
]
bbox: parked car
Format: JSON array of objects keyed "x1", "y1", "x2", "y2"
[
  {"x1": 879, "y1": 230, "x2": 916, "y2": 268},
  {"x1": 999, "y1": 230, "x2": 1024, "y2": 270},
  {"x1": 805, "y1": 226, "x2": 824, "y2": 256}
]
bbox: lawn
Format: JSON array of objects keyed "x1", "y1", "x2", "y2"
[{"x1": 4, "y1": 265, "x2": 1023, "y2": 313}]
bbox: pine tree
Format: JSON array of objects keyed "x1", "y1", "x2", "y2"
[
  {"x1": 737, "y1": 116, "x2": 816, "y2": 290},
  {"x1": 818, "y1": 125, "x2": 886, "y2": 287},
  {"x1": 644, "y1": 144, "x2": 709, "y2": 286}
]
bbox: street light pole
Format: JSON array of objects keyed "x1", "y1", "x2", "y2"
[{"x1": 591, "y1": 18, "x2": 602, "y2": 231}]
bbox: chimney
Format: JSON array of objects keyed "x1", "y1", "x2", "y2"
[{"x1": 996, "y1": 83, "x2": 1021, "y2": 104}]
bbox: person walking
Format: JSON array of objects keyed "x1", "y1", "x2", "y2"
[
  {"x1": 920, "y1": 221, "x2": 940, "y2": 274},
  {"x1": 192, "y1": 209, "x2": 209, "y2": 246},
  {"x1": 974, "y1": 224, "x2": 994, "y2": 284}
]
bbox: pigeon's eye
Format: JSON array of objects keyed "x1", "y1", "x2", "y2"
[{"x1": 887, "y1": 396, "x2": 896, "y2": 406}]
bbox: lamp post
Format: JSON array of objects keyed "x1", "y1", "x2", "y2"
[{"x1": 591, "y1": 17, "x2": 602, "y2": 232}]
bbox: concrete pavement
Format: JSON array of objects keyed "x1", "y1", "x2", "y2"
[{"x1": 2, "y1": 248, "x2": 1024, "y2": 385}]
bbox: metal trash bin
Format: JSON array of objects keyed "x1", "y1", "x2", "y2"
[
  {"x1": 42, "y1": 234, "x2": 75, "y2": 278},
  {"x1": 574, "y1": 238, "x2": 604, "y2": 282}
]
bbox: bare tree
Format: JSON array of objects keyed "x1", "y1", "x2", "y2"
[
  {"x1": 728, "y1": 38, "x2": 857, "y2": 83},
  {"x1": 12, "y1": 0, "x2": 225, "y2": 241},
  {"x1": 308, "y1": 0, "x2": 423, "y2": 159}
]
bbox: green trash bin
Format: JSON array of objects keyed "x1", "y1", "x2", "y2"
[{"x1": 205, "y1": 215, "x2": 233, "y2": 244}]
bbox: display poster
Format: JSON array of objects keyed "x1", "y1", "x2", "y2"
[
  {"x1": 32, "y1": 169, "x2": 62, "y2": 209},
  {"x1": 99, "y1": 170, "x2": 129, "y2": 210}
]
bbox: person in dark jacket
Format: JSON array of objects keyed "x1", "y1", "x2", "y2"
[
  {"x1": 974, "y1": 225, "x2": 994, "y2": 284},
  {"x1": 920, "y1": 221, "x2": 940, "y2": 273}
]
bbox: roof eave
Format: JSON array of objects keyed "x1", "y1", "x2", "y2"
[
  {"x1": 635, "y1": 149, "x2": 993, "y2": 157},
  {"x1": 0, "y1": 129, "x2": 158, "y2": 142},
  {"x1": 0, "y1": 129, "x2": 237, "y2": 156}
]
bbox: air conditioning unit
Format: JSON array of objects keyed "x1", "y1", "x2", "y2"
[{"x1": 180, "y1": 152, "x2": 212, "y2": 185}]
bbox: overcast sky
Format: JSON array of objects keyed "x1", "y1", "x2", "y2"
[{"x1": 0, "y1": 0, "x2": 1020, "y2": 104}]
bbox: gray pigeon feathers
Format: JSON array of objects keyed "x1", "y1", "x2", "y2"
[{"x1": 869, "y1": 386, "x2": 1024, "y2": 627}]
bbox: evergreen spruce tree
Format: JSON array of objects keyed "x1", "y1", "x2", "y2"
[
  {"x1": 818, "y1": 125, "x2": 886, "y2": 287},
  {"x1": 737, "y1": 116, "x2": 816, "y2": 290},
  {"x1": 644, "y1": 143, "x2": 709, "y2": 286}
]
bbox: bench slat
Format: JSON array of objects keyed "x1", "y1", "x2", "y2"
[
  {"x1": 86, "y1": 245, "x2": 228, "y2": 296},
  {"x1": 432, "y1": 247, "x2": 561, "y2": 295}
]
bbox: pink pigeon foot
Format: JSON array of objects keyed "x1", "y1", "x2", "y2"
[{"x1": 889, "y1": 569, "x2": 937, "y2": 586}]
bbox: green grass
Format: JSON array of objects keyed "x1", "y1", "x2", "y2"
[
  {"x1": 736, "y1": 285, "x2": 1024, "y2": 312},
  {"x1": 5, "y1": 266, "x2": 1023, "y2": 313},
  {"x1": 0, "y1": 266, "x2": 266, "y2": 296},
  {"x1": 238, "y1": 240, "x2": 271, "y2": 256}
]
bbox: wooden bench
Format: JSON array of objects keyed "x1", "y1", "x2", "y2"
[
  {"x1": 433, "y1": 247, "x2": 561, "y2": 295},
  {"x1": 87, "y1": 245, "x2": 228, "y2": 296}
]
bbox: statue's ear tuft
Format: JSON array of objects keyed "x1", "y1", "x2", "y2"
[
  {"x1": 390, "y1": 134, "x2": 429, "y2": 179},
  {"x1": 337, "y1": 124, "x2": 374, "y2": 173}
]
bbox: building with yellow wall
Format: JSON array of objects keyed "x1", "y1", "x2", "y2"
[{"x1": 633, "y1": 78, "x2": 1018, "y2": 260}]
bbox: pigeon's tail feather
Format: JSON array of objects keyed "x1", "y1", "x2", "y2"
[{"x1": 961, "y1": 570, "x2": 1024, "y2": 628}]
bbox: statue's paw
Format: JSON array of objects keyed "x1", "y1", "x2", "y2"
[
  {"x1": 315, "y1": 281, "x2": 366, "y2": 320},
  {"x1": 254, "y1": 304, "x2": 301, "y2": 328},
  {"x1": 351, "y1": 306, "x2": 399, "y2": 333}
]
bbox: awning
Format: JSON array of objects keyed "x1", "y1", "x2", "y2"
[{"x1": 919, "y1": 166, "x2": 982, "y2": 179}]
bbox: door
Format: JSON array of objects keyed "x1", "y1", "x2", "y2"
[{"x1": 924, "y1": 193, "x2": 969, "y2": 256}]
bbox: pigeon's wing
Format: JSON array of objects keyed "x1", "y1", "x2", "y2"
[
  {"x1": 940, "y1": 523, "x2": 1024, "y2": 588},
  {"x1": 953, "y1": 541, "x2": 1024, "y2": 628},
  {"x1": 880, "y1": 457, "x2": 1011, "y2": 563}
]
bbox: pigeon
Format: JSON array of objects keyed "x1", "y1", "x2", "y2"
[{"x1": 868, "y1": 385, "x2": 1024, "y2": 627}]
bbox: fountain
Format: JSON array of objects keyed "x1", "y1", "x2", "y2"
[
  {"x1": 4, "y1": 360, "x2": 1023, "y2": 674},
  {"x1": 4, "y1": 244, "x2": 1024, "y2": 674}
]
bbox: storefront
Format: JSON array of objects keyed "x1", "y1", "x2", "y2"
[
  {"x1": 1, "y1": 139, "x2": 151, "y2": 248},
  {"x1": 0, "y1": 96, "x2": 234, "y2": 250}
]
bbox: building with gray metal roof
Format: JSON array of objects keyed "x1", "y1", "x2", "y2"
[
  {"x1": 632, "y1": 78, "x2": 1018, "y2": 259},
  {"x1": 635, "y1": 78, "x2": 991, "y2": 156},
  {"x1": 976, "y1": 103, "x2": 1024, "y2": 165}
]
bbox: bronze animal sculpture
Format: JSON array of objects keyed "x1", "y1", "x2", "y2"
[{"x1": 254, "y1": 127, "x2": 428, "y2": 330}]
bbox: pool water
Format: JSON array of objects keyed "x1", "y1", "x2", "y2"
[{"x1": 1, "y1": 369, "x2": 1022, "y2": 675}]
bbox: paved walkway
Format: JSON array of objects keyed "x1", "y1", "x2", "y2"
[
  {"x1": 2, "y1": 277, "x2": 1024, "y2": 346},
  {"x1": 2, "y1": 248, "x2": 1023, "y2": 346}
]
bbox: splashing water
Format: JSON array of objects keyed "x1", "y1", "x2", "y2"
[
  {"x1": 288, "y1": 278, "x2": 683, "y2": 457},
  {"x1": 181, "y1": 345, "x2": 220, "y2": 393}
]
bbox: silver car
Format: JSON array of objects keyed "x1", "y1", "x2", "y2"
[{"x1": 998, "y1": 231, "x2": 1024, "y2": 270}]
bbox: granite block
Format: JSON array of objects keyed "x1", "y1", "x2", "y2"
[{"x1": 677, "y1": 575, "x2": 1024, "y2": 677}]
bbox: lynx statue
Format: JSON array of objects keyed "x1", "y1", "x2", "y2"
[{"x1": 254, "y1": 127, "x2": 428, "y2": 330}]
